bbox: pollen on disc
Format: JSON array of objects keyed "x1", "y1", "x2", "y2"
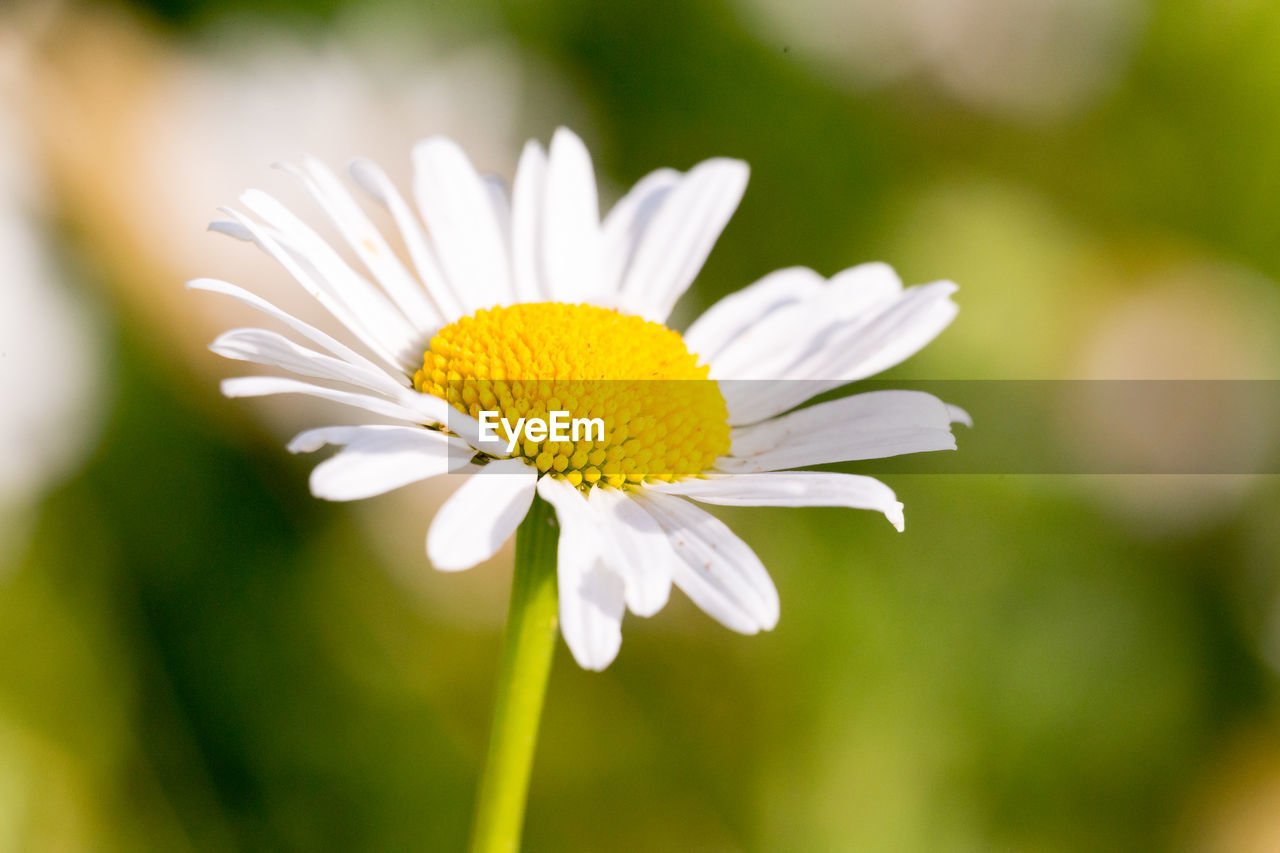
[{"x1": 414, "y1": 303, "x2": 730, "y2": 490}]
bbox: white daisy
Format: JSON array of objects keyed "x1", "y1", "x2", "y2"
[{"x1": 192, "y1": 127, "x2": 966, "y2": 671}]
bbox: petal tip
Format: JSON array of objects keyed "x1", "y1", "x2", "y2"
[
  {"x1": 285, "y1": 431, "x2": 323, "y2": 454},
  {"x1": 947, "y1": 404, "x2": 973, "y2": 428},
  {"x1": 550, "y1": 125, "x2": 587, "y2": 147}
]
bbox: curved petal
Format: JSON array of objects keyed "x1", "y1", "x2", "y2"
[
  {"x1": 287, "y1": 424, "x2": 454, "y2": 453},
  {"x1": 278, "y1": 158, "x2": 441, "y2": 333},
  {"x1": 484, "y1": 178, "x2": 514, "y2": 303},
  {"x1": 682, "y1": 266, "x2": 824, "y2": 365},
  {"x1": 948, "y1": 404, "x2": 974, "y2": 428},
  {"x1": 211, "y1": 206, "x2": 414, "y2": 371},
  {"x1": 221, "y1": 376, "x2": 448, "y2": 425},
  {"x1": 720, "y1": 390, "x2": 960, "y2": 472},
  {"x1": 296, "y1": 425, "x2": 469, "y2": 501},
  {"x1": 793, "y1": 279, "x2": 958, "y2": 384},
  {"x1": 560, "y1": 555, "x2": 626, "y2": 672},
  {"x1": 633, "y1": 490, "x2": 778, "y2": 634},
  {"x1": 509, "y1": 140, "x2": 549, "y2": 303},
  {"x1": 599, "y1": 167, "x2": 679, "y2": 303},
  {"x1": 708, "y1": 262, "x2": 904, "y2": 379},
  {"x1": 427, "y1": 458, "x2": 537, "y2": 571},
  {"x1": 349, "y1": 156, "x2": 464, "y2": 322},
  {"x1": 540, "y1": 128, "x2": 601, "y2": 303},
  {"x1": 619, "y1": 158, "x2": 749, "y2": 323},
  {"x1": 651, "y1": 471, "x2": 905, "y2": 531},
  {"x1": 187, "y1": 278, "x2": 391, "y2": 379},
  {"x1": 587, "y1": 486, "x2": 674, "y2": 617},
  {"x1": 210, "y1": 327, "x2": 407, "y2": 397},
  {"x1": 232, "y1": 192, "x2": 422, "y2": 369},
  {"x1": 717, "y1": 279, "x2": 959, "y2": 425},
  {"x1": 537, "y1": 477, "x2": 625, "y2": 670},
  {"x1": 412, "y1": 136, "x2": 512, "y2": 313}
]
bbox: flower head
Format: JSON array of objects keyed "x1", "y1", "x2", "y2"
[{"x1": 193, "y1": 128, "x2": 965, "y2": 670}]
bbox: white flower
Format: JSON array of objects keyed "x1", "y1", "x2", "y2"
[
  {"x1": 193, "y1": 128, "x2": 966, "y2": 670},
  {"x1": 0, "y1": 81, "x2": 104, "y2": 559}
]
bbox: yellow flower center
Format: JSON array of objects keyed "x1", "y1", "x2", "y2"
[{"x1": 414, "y1": 303, "x2": 730, "y2": 489}]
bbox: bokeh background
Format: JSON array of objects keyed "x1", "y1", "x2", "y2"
[{"x1": 3, "y1": 0, "x2": 1280, "y2": 850}]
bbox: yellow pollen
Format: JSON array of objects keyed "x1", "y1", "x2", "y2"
[{"x1": 414, "y1": 303, "x2": 730, "y2": 490}]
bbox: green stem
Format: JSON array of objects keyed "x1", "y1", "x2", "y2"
[{"x1": 469, "y1": 496, "x2": 560, "y2": 853}]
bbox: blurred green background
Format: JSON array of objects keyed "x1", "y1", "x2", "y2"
[{"x1": 2, "y1": 0, "x2": 1280, "y2": 850}]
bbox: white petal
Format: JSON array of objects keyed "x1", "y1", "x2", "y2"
[
  {"x1": 619, "y1": 158, "x2": 749, "y2": 322},
  {"x1": 427, "y1": 459, "x2": 537, "y2": 572},
  {"x1": 299, "y1": 425, "x2": 469, "y2": 501},
  {"x1": 587, "y1": 487, "x2": 674, "y2": 617},
  {"x1": 287, "y1": 423, "x2": 465, "y2": 454},
  {"x1": 652, "y1": 472, "x2": 905, "y2": 531},
  {"x1": 806, "y1": 279, "x2": 958, "y2": 382},
  {"x1": 633, "y1": 490, "x2": 778, "y2": 634},
  {"x1": 448, "y1": 409, "x2": 509, "y2": 459},
  {"x1": 682, "y1": 266, "x2": 824, "y2": 365},
  {"x1": 187, "y1": 278, "x2": 392, "y2": 378},
  {"x1": 221, "y1": 376, "x2": 447, "y2": 425},
  {"x1": 560, "y1": 556, "x2": 626, "y2": 672},
  {"x1": 349, "y1": 156, "x2": 465, "y2": 321},
  {"x1": 210, "y1": 210, "x2": 408, "y2": 372},
  {"x1": 540, "y1": 128, "x2": 601, "y2": 303},
  {"x1": 537, "y1": 477, "x2": 625, "y2": 670},
  {"x1": 727, "y1": 389, "x2": 953, "y2": 455},
  {"x1": 822, "y1": 261, "x2": 905, "y2": 312},
  {"x1": 208, "y1": 219, "x2": 253, "y2": 240},
  {"x1": 719, "y1": 280, "x2": 959, "y2": 425},
  {"x1": 412, "y1": 136, "x2": 512, "y2": 314},
  {"x1": 708, "y1": 262, "x2": 904, "y2": 380},
  {"x1": 721, "y1": 390, "x2": 959, "y2": 472},
  {"x1": 231, "y1": 193, "x2": 421, "y2": 370},
  {"x1": 599, "y1": 167, "x2": 680, "y2": 302},
  {"x1": 210, "y1": 327, "x2": 406, "y2": 397},
  {"x1": 484, "y1": 174, "x2": 513, "y2": 282},
  {"x1": 509, "y1": 140, "x2": 549, "y2": 303},
  {"x1": 280, "y1": 158, "x2": 441, "y2": 333},
  {"x1": 948, "y1": 404, "x2": 973, "y2": 428}
]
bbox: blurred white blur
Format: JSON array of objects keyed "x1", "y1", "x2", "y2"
[
  {"x1": 0, "y1": 30, "x2": 105, "y2": 563},
  {"x1": 740, "y1": 0, "x2": 1144, "y2": 121}
]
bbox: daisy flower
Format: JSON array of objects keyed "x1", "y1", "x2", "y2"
[{"x1": 192, "y1": 127, "x2": 965, "y2": 672}]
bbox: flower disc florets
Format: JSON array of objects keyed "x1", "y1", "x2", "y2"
[{"x1": 414, "y1": 303, "x2": 730, "y2": 489}]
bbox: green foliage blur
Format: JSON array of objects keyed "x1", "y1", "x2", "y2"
[{"x1": 3, "y1": 0, "x2": 1279, "y2": 850}]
